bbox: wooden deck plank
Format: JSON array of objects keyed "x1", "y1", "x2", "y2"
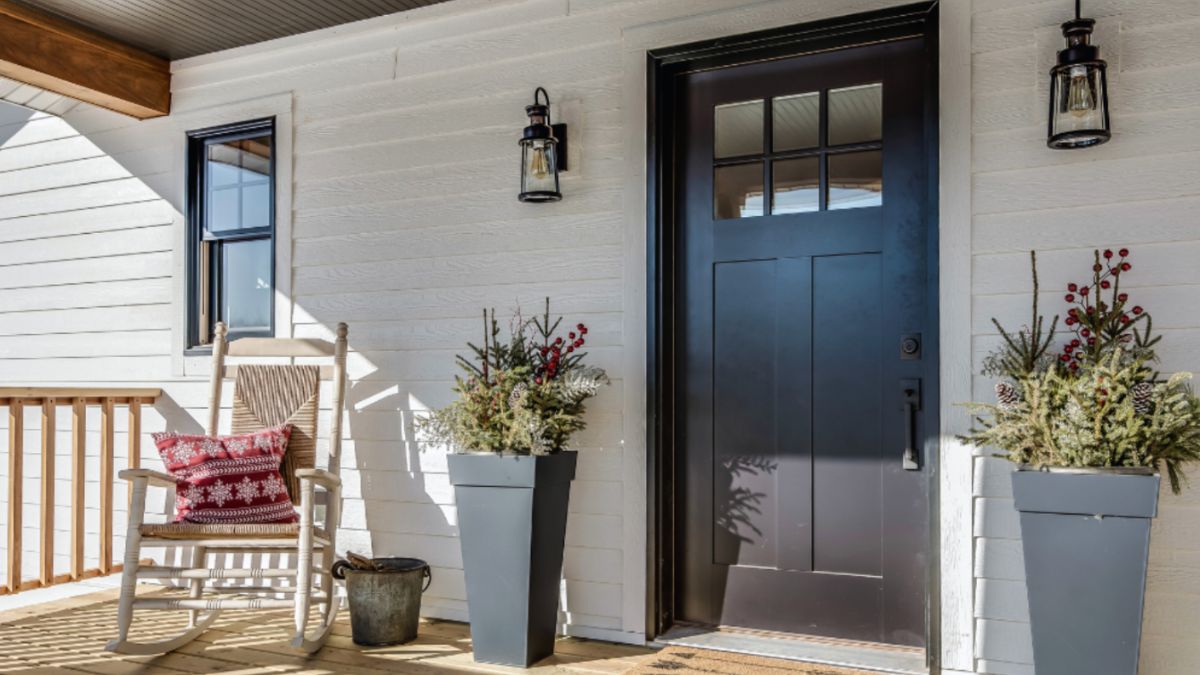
[{"x1": 0, "y1": 586, "x2": 656, "y2": 674}]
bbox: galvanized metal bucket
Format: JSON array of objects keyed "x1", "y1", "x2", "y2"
[{"x1": 332, "y1": 557, "x2": 431, "y2": 646}]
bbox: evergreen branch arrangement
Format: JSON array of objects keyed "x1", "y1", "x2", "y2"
[
  {"x1": 962, "y1": 248, "x2": 1200, "y2": 493},
  {"x1": 417, "y1": 299, "x2": 609, "y2": 455}
]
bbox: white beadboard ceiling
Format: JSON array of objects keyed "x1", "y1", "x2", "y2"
[{"x1": 11, "y1": 0, "x2": 454, "y2": 60}]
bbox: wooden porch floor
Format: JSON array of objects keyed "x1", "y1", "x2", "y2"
[{"x1": 0, "y1": 587, "x2": 655, "y2": 674}]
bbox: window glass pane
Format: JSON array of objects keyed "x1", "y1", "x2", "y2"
[
  {"x1": 714, "y1": 163, "x2": 764, "y2": 219},
  {"x1": 241, "y1": 183, "x2": 271, "y2": 230},
  {"x1": 207, "y1": 149, "x2": 241, "y2": 187},
  {"x1": 828, "y1": 150, "x2": 883, "y2": 210},
  {"x1": 208, "y1": 186, "x2": 239, "y2": 232},
  {"x1": 714, "y1": 100, "x2": 763, "y2": 159},
  {"x1": 206, "y1": 134, "x2": 272, "y2": 234},
  {"x1": 238, "y1": 137, "x2": 271, "y2": 178},
  {"x1": 220, "y1": 238, "x2": 272, "y2": 333},
  {"x1": 772, "y1": 92, "x2": 820, "y2": 151},
  {"x1": 828, "y1": 83, "x2": 882, "y2": 146},
  {"x1": 772, "y1": 157, "x2": 820, "y2": 214}
]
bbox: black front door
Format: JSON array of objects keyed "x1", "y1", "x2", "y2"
[{"x1": 673, "y1": 38, "x2": 935, "y2": 647}]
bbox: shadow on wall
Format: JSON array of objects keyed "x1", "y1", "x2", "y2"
[{"x1": 0, "y1": 104, "x2": 38, "y2": 147}]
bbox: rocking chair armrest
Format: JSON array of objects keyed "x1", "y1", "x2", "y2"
[
  {"x1": 295, "y1": 468, "x2": 341, "y2": 489},
  {"x1": 118, "y1": 468, "x2": 176, "y2": 488}
]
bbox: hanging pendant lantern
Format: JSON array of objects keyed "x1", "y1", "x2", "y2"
[
  {"x1": 1047, "y1": 0, "x2": 1111, "y2": 149},
  {"x1": 519, "y1": 87, "x2": 567, "y2": 202}
]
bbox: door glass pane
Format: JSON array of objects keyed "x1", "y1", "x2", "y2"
[
  {"x1": 714, "y1": 100, "x2": 763, "y2": 158},
  {"x1": 828, "y1": 150, "x2": 883, "y2": 210},
  {"x1": 220, "y1": 238, "x2": 272, "y2": 333},
  {"x1": 772, "y1": 92, "x2": 819, "y2": 151},
  {"x1": 772, "y1": 157, "x2": 820, "y2": 214},
  {"x1": 828, "y1": 83, "x2": 882, "y2": 146},
  {"x1": 206, "y1": 134, "x2": 272, "y2": 234},
  {"x1": 714, "y1": 163, "x2": 764, "y2": 219}
]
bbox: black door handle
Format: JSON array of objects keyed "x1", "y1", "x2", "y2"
[{"x1": 901, "y1": 379, "x2": 921, "y2": 471}]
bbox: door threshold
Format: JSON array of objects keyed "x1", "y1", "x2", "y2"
[{"x1": 653, "y1": 624, "x2": 927, "y2": 675}]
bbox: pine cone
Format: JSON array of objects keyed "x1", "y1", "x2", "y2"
[
  {"x1": 508, "y1": 382, "x2": 528, "y2": 409},
  {"x1": 995, "y1": 381, "x2": 1020, "y2": 409},
  {"x1": 1131, "y1": 381, "x2": 1153, "y2": 415}
]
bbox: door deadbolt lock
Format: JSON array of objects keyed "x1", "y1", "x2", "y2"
[{"x1": 900, "y1": 334, "x2": 922, "y2": 360}]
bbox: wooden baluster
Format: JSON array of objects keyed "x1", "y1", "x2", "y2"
[
  {"x1": 7, "y1": 400, "x2": 23, "y2": 592},
  {"x1": 127, "y1": 400, "x2": 140, "y2": 508},
  {"x1": 70, "y1": 398, "x2": 85, "y2": 581},
  {"x1": 39, "y1": 399, "x2": 55, "y2": 586},
  {"x1": 99, "y1": 398, "x2": 114, "y2": 575}
]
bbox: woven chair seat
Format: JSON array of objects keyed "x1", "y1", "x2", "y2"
[{"x1": 140, "y1": 522, "x2": 329, "y2": 540}]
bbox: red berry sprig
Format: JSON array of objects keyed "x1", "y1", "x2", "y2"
[
  {"x1": 533, "y1": 321, "x2": 589, "y2": 383},
  {"x1": 1059, "y1": 248, "x2": 1152, "y2": 369}
]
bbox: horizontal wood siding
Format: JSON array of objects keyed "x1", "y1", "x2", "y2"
[{"x1": 971, "y1": 1, "x2": 1200, "y2": 673}]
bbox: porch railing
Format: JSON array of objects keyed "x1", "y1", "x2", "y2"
[{"x1": 0, "y1": 388, "x2": 160, "y2": 595}]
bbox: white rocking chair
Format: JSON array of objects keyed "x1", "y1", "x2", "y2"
[{"x1": 107, "y1": 321, "x2": 348, "y2": 655}]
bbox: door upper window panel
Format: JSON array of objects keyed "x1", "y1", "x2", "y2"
[
  {"x1": 714, "y1": 99, "x2": 763, "y2": 158},
  {"x1": 712, "y1": 83, "x2": 883, "y2": 220}
]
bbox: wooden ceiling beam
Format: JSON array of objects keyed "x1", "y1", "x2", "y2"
[{"x1": 0, "y1": 0, "x2": 169, "y2": 119}]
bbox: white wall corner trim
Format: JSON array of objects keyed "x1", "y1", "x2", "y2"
[{"x1": 937, "y1": 0, "x2": 976, "y2": 672}]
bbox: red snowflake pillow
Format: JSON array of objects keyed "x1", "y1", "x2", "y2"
[{"x1": 151, "y1": 425, "x2": 298, "y2": 525}]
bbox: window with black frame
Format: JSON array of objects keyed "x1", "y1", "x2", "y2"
[{"x1": 186, "y1": 118, "x2": 275, "y2": 349}]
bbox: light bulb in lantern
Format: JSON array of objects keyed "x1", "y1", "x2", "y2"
[
  {"x1": 1065, "y1": 65, "x2": 1096, "y2": 117},
  {"x1": 530, "y1": 143, "x2": 550, "y2": 180}
]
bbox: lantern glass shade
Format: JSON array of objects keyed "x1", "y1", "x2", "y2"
[
  {"x1": 1049, "y1": 61, "x2": 1110, "y2": 148},
  {"x1": 520, "y1": 136, "x2": 561, "y2": 202}
]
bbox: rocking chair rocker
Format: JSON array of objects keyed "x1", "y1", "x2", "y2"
[{"x1": 106, "y1": 321, "x2": 348, "y2": 655}]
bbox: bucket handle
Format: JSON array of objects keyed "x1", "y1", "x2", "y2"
[
  {"x1": 329, "y1": 559, "x2": 432, "y2": 592},
  {"x1": 330, "y1": 559, "x2": 353, "y2": 580}
]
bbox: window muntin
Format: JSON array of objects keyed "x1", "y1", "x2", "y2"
[{"x1": 187, "y1": 119, "x2": 275, "y2": 349}]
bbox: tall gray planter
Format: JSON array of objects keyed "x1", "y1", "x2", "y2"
[
  {"x1": 448, "y1": 451, "x2": 577, "y2": 668},
  {"x1": 1012, "y1": 468, "x2": 1160, "y2": 675}
]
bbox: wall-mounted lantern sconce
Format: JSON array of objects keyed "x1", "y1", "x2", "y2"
[
  {"x1": 519, "y1": 87, "x2": 567, "y2": 202},
  {"x1": 1048, "y1": 0, "x2": 1111, "y2": 149}
]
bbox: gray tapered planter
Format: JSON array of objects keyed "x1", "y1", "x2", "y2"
[
  {"x1": 1012, "y1": 468, "x2": 1160, "y2": 675},
  {"x1": 448, "y1": 451, "x2": 576, "y2": 668}
]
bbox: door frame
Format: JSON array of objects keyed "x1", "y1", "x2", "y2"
[{"x1": 644, "y1": 0, "x2": 942, "y2": 660}]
